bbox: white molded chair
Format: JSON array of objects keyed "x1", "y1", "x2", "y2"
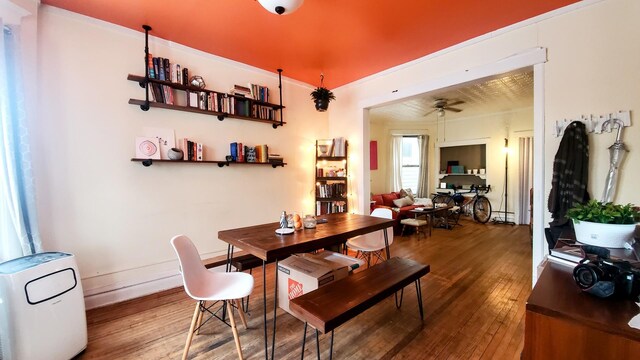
[
  {"x1": 345, "y1": 208, "x2": 394, "y2": 267},
  {"x1": 171, "y1": 235, "x2": 254, "y2": 360}
]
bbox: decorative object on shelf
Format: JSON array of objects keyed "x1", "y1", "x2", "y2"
[
  {"x1": 189, "y1": 76, "x2": 206, "y2": 89},
  {"x1": 144, "y1": 127, "x2": 175, "y2": 160},
  {"x1": 225, "y1": 155, "x2": 233, "y2": 162},
  {"x1": 567, "y1": 200, "x2": 640, "y2": 248},
  {"x1": 310, "y1": 74, "x2": 335, "y2": 112},
  {"x1": 167, "y1": 148, "x2": 183, "y2": 160},
  {"x1": 257, "y1": 0, "x2": 304, "y2": 15},
  {"x1": 135, "y1": 137, "x2": 161, "y2": 159}
]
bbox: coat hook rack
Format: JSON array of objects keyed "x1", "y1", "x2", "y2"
[{"x1": 553, "y1": 110, "x2": 631, "y2": 137}]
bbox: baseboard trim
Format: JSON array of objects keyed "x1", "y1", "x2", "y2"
[{"x1": 83, "y1": 274, "x2": 183, "y2": 310}]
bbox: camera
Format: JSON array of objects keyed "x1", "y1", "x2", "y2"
[{"x1": 573, "y1": 245, "x2": 640, "y2": 300}]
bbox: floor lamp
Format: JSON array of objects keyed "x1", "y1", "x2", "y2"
[{"x1": 494, "y1": 138, "x2": 515, "y2": 225}]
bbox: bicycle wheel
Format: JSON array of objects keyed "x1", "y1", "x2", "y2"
[
  {"x1": 473, "y1": 196, "x2": 492, "y2": 223},
  {"x1": 432, "y1": 194, "x2": 454, "y2": 207}
]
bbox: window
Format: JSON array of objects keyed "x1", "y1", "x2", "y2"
[{"x1": 401, "y1": 136, "x2": 419, "y2": 193}]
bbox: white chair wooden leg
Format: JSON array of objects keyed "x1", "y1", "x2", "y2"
[
  {"x1": 195, "y1": 301, "x2": 205, "y2": 335},
  {"x1": 234, "y1": 299, "x2": 248, "y2": 329},
  {"x1": 227, "y1": 301, "x2": 244, "y2": 360},
  {"x1": 182, "y1": 301, "x2": 201, "y2": 360}
]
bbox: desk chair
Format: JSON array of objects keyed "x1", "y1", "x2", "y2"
[
  {"x1": 171, "y1": 235, "x2": 254, "y2": 360},
  {"x1": 345, "y1": 208, "x2": 394, "y2": 267}
]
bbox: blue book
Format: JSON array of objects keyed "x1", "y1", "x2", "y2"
[{"x1": 230, "y1": 142, "x2": 238, "y2": 161}]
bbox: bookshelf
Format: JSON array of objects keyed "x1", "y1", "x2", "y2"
[
  {"x1": 315, "y1": 139, "x2": 348, "y2": 215},
  {"x1": 129, "y1": 25, "x2": 285, "y2": 129}
]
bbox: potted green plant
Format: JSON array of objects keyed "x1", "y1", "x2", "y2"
[
  {"x1": 310, "y1": 86, "x2": 335, "y2": 112},
  {"x1": 566, "y1": 200, "x2": 640, "y2": 248}
]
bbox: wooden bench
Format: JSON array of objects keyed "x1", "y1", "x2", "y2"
[{"x1": 289, "y1": 257, "x2": 430, "y2": 359}]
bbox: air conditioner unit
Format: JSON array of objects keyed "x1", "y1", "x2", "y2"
[{"x1": 0, "y1": 252, "x2": 87, "y2": 360}]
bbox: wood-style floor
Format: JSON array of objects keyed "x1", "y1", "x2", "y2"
[{"x1": 79, "y1": 218, "x2": 532, "y2": 359}]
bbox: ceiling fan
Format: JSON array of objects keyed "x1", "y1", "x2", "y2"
[{"x1": 423, "y1": 98, "x2": 465, "y2": 117}]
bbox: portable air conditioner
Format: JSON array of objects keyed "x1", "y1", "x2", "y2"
[{"x1": 0, "y1": 252, "x2": 87, "y2": 360}]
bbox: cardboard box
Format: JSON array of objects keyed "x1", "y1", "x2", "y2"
[{"x1": 277, "y1": 251, "x2": 362, "y2": 316}]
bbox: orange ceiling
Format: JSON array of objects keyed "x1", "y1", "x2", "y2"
[{"x1": 42, "y1": 0, "x2": 579, "y2": 89}]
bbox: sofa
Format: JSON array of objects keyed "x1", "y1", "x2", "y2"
[{"x1": 370, "y1": 191, "x2": 428, "y2": 233}]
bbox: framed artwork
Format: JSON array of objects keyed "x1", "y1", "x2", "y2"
[
  {"x1": 143, "y1": 127, "x2": 176, "y2": 160},
  {"x1": 135, "y1": 137, "x2": 161, "y2": 159},
  {"x1": 370, "y1": 140, "x2": 378, "y2": 170}
]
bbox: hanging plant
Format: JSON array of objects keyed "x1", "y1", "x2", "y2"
[{"x1": 310, "y1": 74, "x2": 335, "y2": 112}]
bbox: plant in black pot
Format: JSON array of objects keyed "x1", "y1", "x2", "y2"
[{"x1": 310, "y1": 74, "x2": 335, "y2": 112}]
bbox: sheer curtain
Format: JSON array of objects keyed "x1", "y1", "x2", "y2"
[
  {"x1": 389, "y1": 135, "x2": 403, "y2": 192},
  {"x1": 518, "y1": 137, "x2": 533, "y2": 225},
  {"x1": 0, "y1": 24, "x2": 42, "y2": 262},
  {"x1": 416, "y1": 135, "x2": 429, "y2": 197}
]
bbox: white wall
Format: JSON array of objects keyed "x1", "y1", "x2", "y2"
[
  {"x1": 33, "y1": 7, "x2": 327, "y2": 307},
  {"x1": 329, "y1": 0, "x2": 640, "y2": 277}
]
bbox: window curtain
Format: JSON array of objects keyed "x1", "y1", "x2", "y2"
[
  {"x1": 0, "y1": 24, "x2": 42, "y2": 262},
  {"x1": 518, "y1": 137, "x2": 533, "y2": 225},
  {"x1": 389, "y1": 135, "x2": 403, "y2": 192},
  {"x1": 416, "y1": 135, "x2": 429, "y2": 197}
]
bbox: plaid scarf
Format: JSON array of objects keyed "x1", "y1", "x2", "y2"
[{"x1": 547, "y1": 121, "x2": 590, "y2": 226}]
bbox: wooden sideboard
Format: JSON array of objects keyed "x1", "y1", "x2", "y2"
[{"x1": 523, "y1": 261, "x2": 640, "y2": 359}]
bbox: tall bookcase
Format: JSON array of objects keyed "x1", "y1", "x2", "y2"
[{"x1": 315, "y1": 139, "x2": 348, "y2": 215}]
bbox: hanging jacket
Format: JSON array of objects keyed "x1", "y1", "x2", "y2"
[{"x1": 547, "y1": 121, "x2": 590, "y2": 226}]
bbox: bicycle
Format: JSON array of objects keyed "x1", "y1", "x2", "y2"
[{"x1": 432, "y1": 184, "x2": 492, "y2": 224}]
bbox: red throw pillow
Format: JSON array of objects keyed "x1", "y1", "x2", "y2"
[
  {"x1": 371, "y1": 194, "x2": 384, "y2": 206},
  {"x1": 381, "y1": 193, "x2": 399, "y2": 207}
]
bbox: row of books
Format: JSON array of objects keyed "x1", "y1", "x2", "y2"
[
  {"x1": 235, "y1": 84, "x2": 269, "y2": 103},
  {"x1": 148, "y1": 83, "x2": 175, "y2": 104},
  {"x1": 318, "y1": 137, "x2": 347, "y2": 157},
  {"x1": 316, "y1": 201, "x2": 347, "y2": 215},
  {"x1": 180, "y1": 139, "x2": 203, "y2": 161},
  {"x1": 147, "y1": 54, "x2": 188, "y2": 85},
  {"x1": 186, "y1": 92, "x2": 275, "y2": 120},
  {"x1": 316, "y1": 183, "x2": 347, "y2": 198},
  {"x1": 229, "y1": 143, "x2": 275, "y2": 163}
]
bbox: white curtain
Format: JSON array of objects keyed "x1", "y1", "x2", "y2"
[
  {"x1": 518, "y1": 137, "x2": 533, "y2": 225},
  {"x1": 0, "y1": 24, "x2": 42, "y2": 262},
  {"x1": 416, "y1": 135, "x2": 429, "y2": 197},
  {"x1": 389, "y1": 135, "x2": 403, "y2": 192}
]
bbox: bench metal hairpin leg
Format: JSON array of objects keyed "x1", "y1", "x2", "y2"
[
  {"x1": 395, "y1": 288, "x2": 404, "y2": 309},
  {"x1": 415, "y1": 278, "x2": 424, "y2": 320},
  {"x1": 300, "y1": 322, "x2": 308, "y2": 359},
  {"x1": 262, "y1": 261, "x2": 269, "y2": 360},
  {"x1": 316, "y1": 329, "x2": 321, "y2": 360},
  {"x1": 329, "y1": 330, "x2": 334, "y2": 360}
]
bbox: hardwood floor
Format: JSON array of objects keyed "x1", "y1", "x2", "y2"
[{"x1": 79, "y1": 218, "x2": 532, "y2": 359}]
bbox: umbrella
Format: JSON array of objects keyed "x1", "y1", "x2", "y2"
[{"x1": 601, "y1": 118, "x2": 628, "y2": 203}]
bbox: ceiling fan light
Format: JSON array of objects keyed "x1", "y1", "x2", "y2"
[
  {"x1": 437, "y1": 109, "x2": 445, "y2": 117},
  {"x1": 257, "y1": 0, "x2": 304, "y2": 15}
]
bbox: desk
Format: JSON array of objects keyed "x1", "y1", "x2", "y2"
[
  {"x1": 408, "y1": 205, "x2": 453, "y2": 236},
  {"x1": 523, "y1": 262, "x2": 640, "y2": 359},
  {"x1": 218, "y1": 212, "x2": 395, "y2": 359}
]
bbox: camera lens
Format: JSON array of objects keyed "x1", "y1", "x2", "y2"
[{"x1": 573, "y1": 264, "x2": 599, "y2": 289}]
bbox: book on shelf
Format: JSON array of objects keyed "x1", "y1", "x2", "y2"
[
  {"x1": 237, "y1": 143, "x2": 244, "y2": 162},
  {"x1": 163, "y1": 58, "x2": 170, "y2": 82},
  {"x1": 230, "y1": 142, "x2": 238, "y2": 161},
  {"x1": 196, "y1": 143, "x2": 203, "y2": 161},
  {"x1": 231, "y1": 85, "x2": 252, "y2": 97},
  {"x1": 147, "y1": 53, "x2": 155, "y2": 79},
  {"x1": 182, "y1": 68, "x2": 189, "y2": 86},
  {"x1": 158, "y1": 57, "x2": 165, "y2": 81},
  {"x1": 248, "y1": 83, "x2": 269, "y2": 102}
]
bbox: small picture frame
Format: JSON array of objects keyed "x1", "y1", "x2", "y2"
[{"x1": 135, "y1": 137, "x2": 161, "y2": 159}]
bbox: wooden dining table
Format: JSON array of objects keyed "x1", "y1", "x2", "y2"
[{"x1": 218, "y1": 212, "x2": 395, "y2": 360}]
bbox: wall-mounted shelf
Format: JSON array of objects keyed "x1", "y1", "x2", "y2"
[
  {"x1": 131, "y1": 158, "x2": 286, "y2": 168},
  {"x1": 130, "y1": 25, "x2": 285, "y2": 129},
  {"x1": 438, "y1": 173, "x2": 486, "y2": 180},
  {"x1": 127, "y1": 75, "x2": 286, "y2": 127}
]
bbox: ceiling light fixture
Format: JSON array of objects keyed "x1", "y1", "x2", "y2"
[
  {"x1": 257, "y1": 0, "x2": 304, "y2": 15},
  {"x1": 437, "y1": 108, "x2": 445, "y2": 117}
]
